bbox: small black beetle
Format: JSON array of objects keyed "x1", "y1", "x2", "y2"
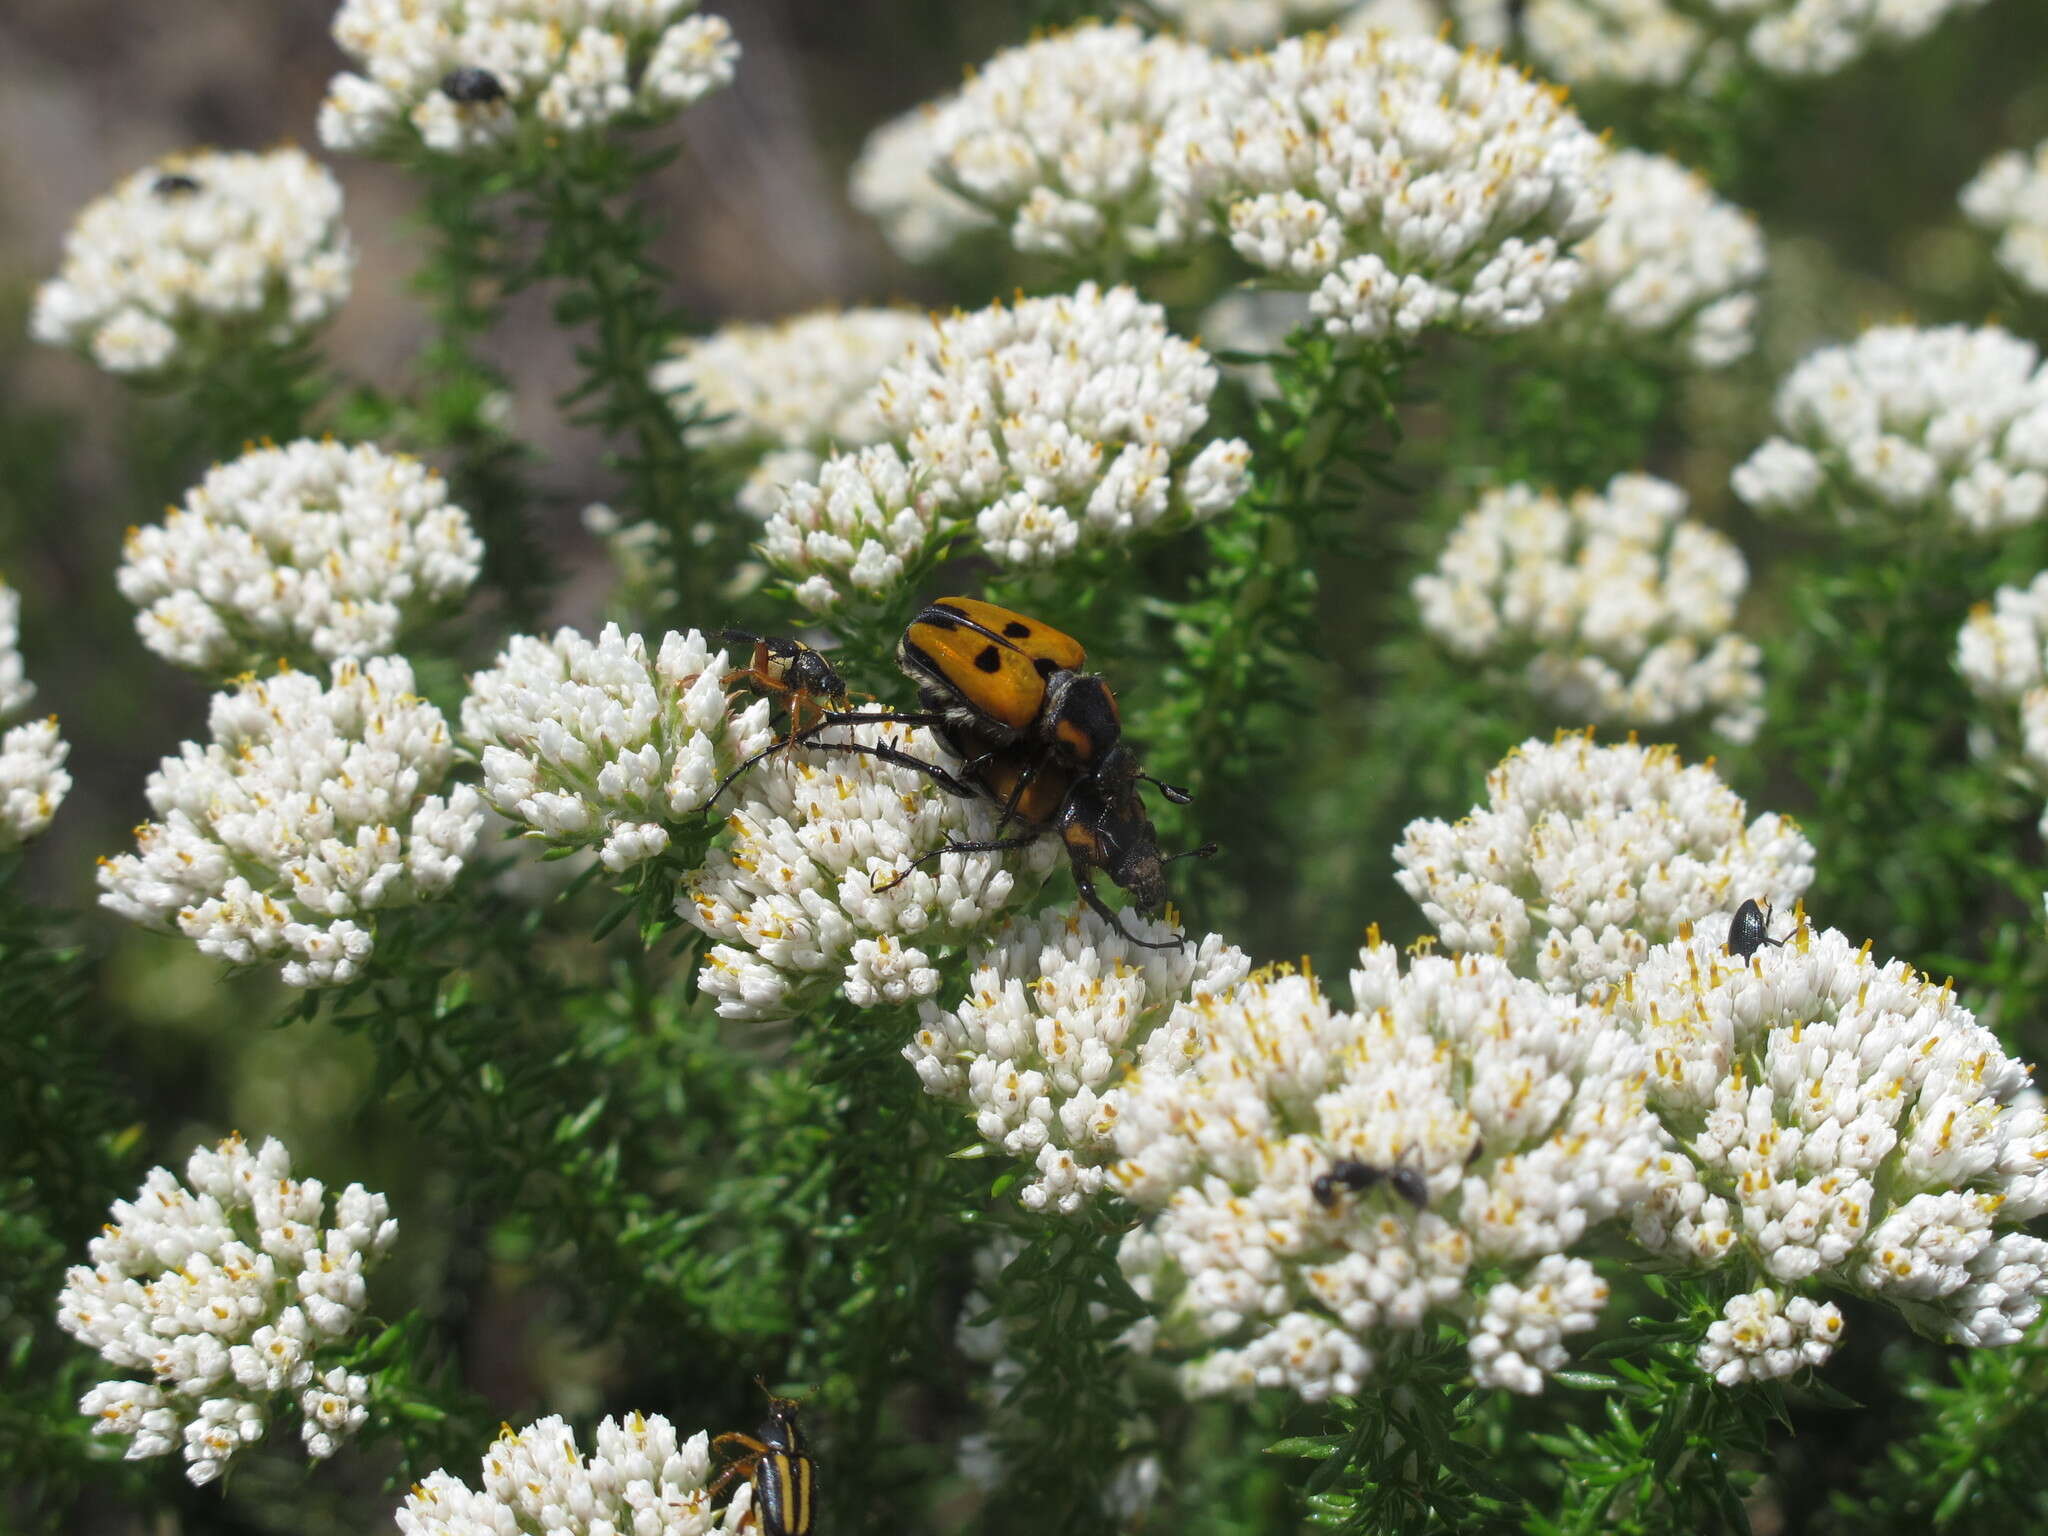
[
  {"x1": 440, "y1": 67, "x2": 506, "y2": 104},
  {"x1": 1726, "y1": 898, "x2": 1789, "y2": 961}
]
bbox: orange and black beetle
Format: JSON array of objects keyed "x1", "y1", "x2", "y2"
[
  {"x1": 709, "y1": 629, "x2": 852, "y2": 739},
  {"x1": 874, "y1": 734, "x2": 1214, "y2": 952},
  {"x1": 709, "y1": 1387, "x2": 815, "y2": 1536}
]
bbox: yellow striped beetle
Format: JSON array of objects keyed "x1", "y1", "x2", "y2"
[{"x1": 710, "y1": 1386, "x2": 815, "y2": 1535}]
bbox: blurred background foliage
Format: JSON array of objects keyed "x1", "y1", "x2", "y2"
[{"x1": 5, "y1": 0, "x2": 2048, "y2": 1531}]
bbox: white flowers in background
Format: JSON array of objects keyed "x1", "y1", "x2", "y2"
[
  {"x1": 908, "y1": 909, "x2": 1249, "y2": 1214},
  {"x1": 765, "y1": 285, "x2": 1252, "y2": 609},
  {"x1": 681, "y1": 711, "x2": 1061, "y2": 1021},
  {"x1": 397, "y1": 1412, "x2": 753, "y2": 1536},
  {"x1": 1956, "y1": 572, "x2": 2048, "y2": 833},
  {"x1": 97, "y1": 658, "x2": 483, "y2": 988},
  {"x1": 850, "y1": 100, "x2": 994, "y2": 263},
  {"x1": 1113, "y1": 937, "x2": 1674, "y2": 1400},
  {"x1": 1153, "y1": 34, "x2": 1608, "y2": 343},
  {"x1": 651, "y1": 307, "x2": 928, "y2": 520},
  {"x1": 119, "y1": 440, "x2": 483, "y2": 672},
  {"x1": 0, "y1": 579, "x2": 71, "y2": 852},
  {"x1": 1394, "y1": 734, "x2": 1815, "y2": 998},
  {"x1": 1614, "y1": 923, "x2": 2048, "y2": 1366},
  {"x1": 1731, "y1": 324, "x2": 2048, "y2": 534},
  {"x1": 321, "y1": 0, "x2": 738, "y2": 158},
  {"x1": 56, "y1": 1134, "x2": 393, "y2": 1485},
  {"x1": 1414, "y1": 474, "x2": 1765, "y2": 741},
  {"x1": 1512, "y1": 0, "x2": 1993, "y2": 92},
  {"x1": 30, "y1": 148, "x2": 352, "y2": 378},
  {"x1": 1961, "y1": 139, "x2": 2048, "y2": 298},
  {"x1": 1136, "y1": 0, "x2": 1500, "y2": 46},
  {"x1": 925, "y1": 24, "x2": 1220, "y2": 261},
  {"x1": 461, "y1": 625, "x2": 776, "y2": 872},
  {"x1": 1570, "y1": 150, "x2": 1766, "y2": 368}
]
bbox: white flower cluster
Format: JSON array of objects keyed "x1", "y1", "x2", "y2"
[
  {"x1": 56, "y1": 1134, "x2": 393, "y2": 1485},
  {"x1": 925, "y1": 24, "x2": 1219, "y2": 261},
  {"x1": 681, "y1": 711, "x2": 1062, "y2": 1021},
  {"x1": 651, "y1": 308, "x2": 928, "y2": 520},
  {"x1": 1571, "y1": 150, "x2": 1766, "y2": 368},
  {"x1": 765, "y1": 285, "x2": 1251, "y2": 609},
  {"x1": 321, "y1": 0, "x2": 738, "y2": 157},
  {"x1": 30, "y1": 148, "x2": 352, "y2": 378},
  {"x1": 1394, "y1": 734, "x2": 1815, "y2": 998},
  {"x1": 1615, "y1": 924, "x2": 2048, "y2": 1363},
  {"x1": 1732, "y1": 324, "x2": 2048, "y2": 534},
  {"x1": 1153, "y1": 34, "x2": 1608, "y2": 342},
  {"x1": 461, "y1": 625, "x2": 777, "y2": 872},
  {"x1": 1961, "y1": 138, "x2": 2048, "y2": 298},
  {"x1": 1414, "y1": 474, "x2": 1765, "y2": 741},
  {"x1": 1515, "y1": 0, "x2": 1992, "y2": 91},
  {"x1": 1956, "y1": 573, "x2": 2048, "y2": 831},
  {"x1": 398, "y1": 1412, "x2": 752, "y2": 1536},
  {"x1": 119, "y1": 440, "x2": 483, "y2": 672},
  {"x1": 1695, "y1": 1287, "x2": 1844, "y2": 1386},
  {"x1": 850, "y1": 100, "x2": 994, "y2": 263},
  {"x1": 0, "y1": 580, "x2": 71, "y2": 852},
  {"x1": 1113, "y1": 939, "x2": 1674, "y2": 1400},
  {"x1": 97, "y1": 658, "x2": 483, "y2": 988},
  {"x1": 908, "y1": 910, "x2": 1249, "y2": 1214}
]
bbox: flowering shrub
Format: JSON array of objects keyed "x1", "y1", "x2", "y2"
[{"x1": 10, "y1": 3, "x2": 2048, "y2": 1533}]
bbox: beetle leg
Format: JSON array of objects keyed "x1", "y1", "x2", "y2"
[
  {"x1": 871, "y1": 829, "x2": 1047, "y2": 895},
  {"x1": 1071, "y1": 863, "x2": 1187, "y2": 952}
]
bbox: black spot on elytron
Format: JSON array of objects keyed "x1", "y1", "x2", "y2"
[
  {"x1": 1003, "y1": 620, "x2": 1032, "y2": 638},
  {"x1": 1034, "y1": 656, "x2": 1059, "y2": 678},
  {"x1": 933, "y1": 602, "x2": 969, "y2": 620},
  {"x1": 974, "y1": 646, "x2": 1003, "y2": 673},
  {"x1": 922, "y1": 616, "x2": 959, "y2": 632}
]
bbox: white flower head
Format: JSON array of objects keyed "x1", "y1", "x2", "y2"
[
  {"x1": 30, "y1": 149, "x2": 352, "y2": 379},
  {"x1": 909, "y1": 909, "x2": 1250, "y2": 1213},
  {"x1": 0, "y1": 579, "x2": 71, "y2": 849},
  {"x1": 1414, "y1": 474, "x2": 1765, "y2": 741},
  {"x1": 96, "y1": 658, "x2": 483, "y2": 988},
  {"x1": 397, "y1": 1412, "x2": 753, "y2": 1535},
  {"x1": 1570, "y1": 150, "x2": 1767, "y2": 368},
  {"x1": 119, "y1": 440, "x2": 483, "y2": 672},
  {"x1": 1695, "y1": 1287, "x2": 1845, "y2": 1385},
  {"x1": 766, "y1": 286, "x2": 1250, "y2": 608},
  {"x1": 1614, "y1": 924, "x2": 2048, "y2": 1353},
  {"x1": 1394, "y1": 734, "x2": 1815, "y2": 998},
  {"x1": 1513, "y1": 0, "x2": 1991, "y2": 91},
  {"x1": 1153, "y1": 35, "x2": 1608, "y2": 343},
  {"x1": 1112, "y1": 938, "x2": 1675, "y2": 1401},
  {"x1": 652, "y1": 308, "x2": 929, "y2": 520},
  {"x1": 680, "y1": 710, "x2": 1063, "y2": 1021},
  {"x1": 57, "y1": 1134, "x2": 395, "y2": 1484},
  {"x1": 850, "y1": 99, "x2": 994, "y2": 263},
  {"x1": 1957, "y1": 573, "x2": 2048, "y2": 834},
  {"x1": 1962, "y1": 139, "x2": 2048, "y2": 299},
  {"x1": 321, "y1": 0, "x2": 738, "y2": 158},
  {"x1": 461, "y1": 624, "x2": 778, "y2": 870},
  {"x1": 1732, "y1": 324, "x2": 2048, "y2": 534},
  {"x1": 928, "y1": 23, "x2": 1222, "y2": 261}
]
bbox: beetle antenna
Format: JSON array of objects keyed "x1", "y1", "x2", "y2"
[
  {"x1": 1139, "y1": 773, "x2": 1195, "y2": 805},
  {"x1": 1163, "y1": 842, "x2": 1218, "y2": 865}
]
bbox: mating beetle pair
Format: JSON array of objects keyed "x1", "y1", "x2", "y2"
[{"x1": 709, "y1": 598, "x2": 1212, "y2": 950}]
